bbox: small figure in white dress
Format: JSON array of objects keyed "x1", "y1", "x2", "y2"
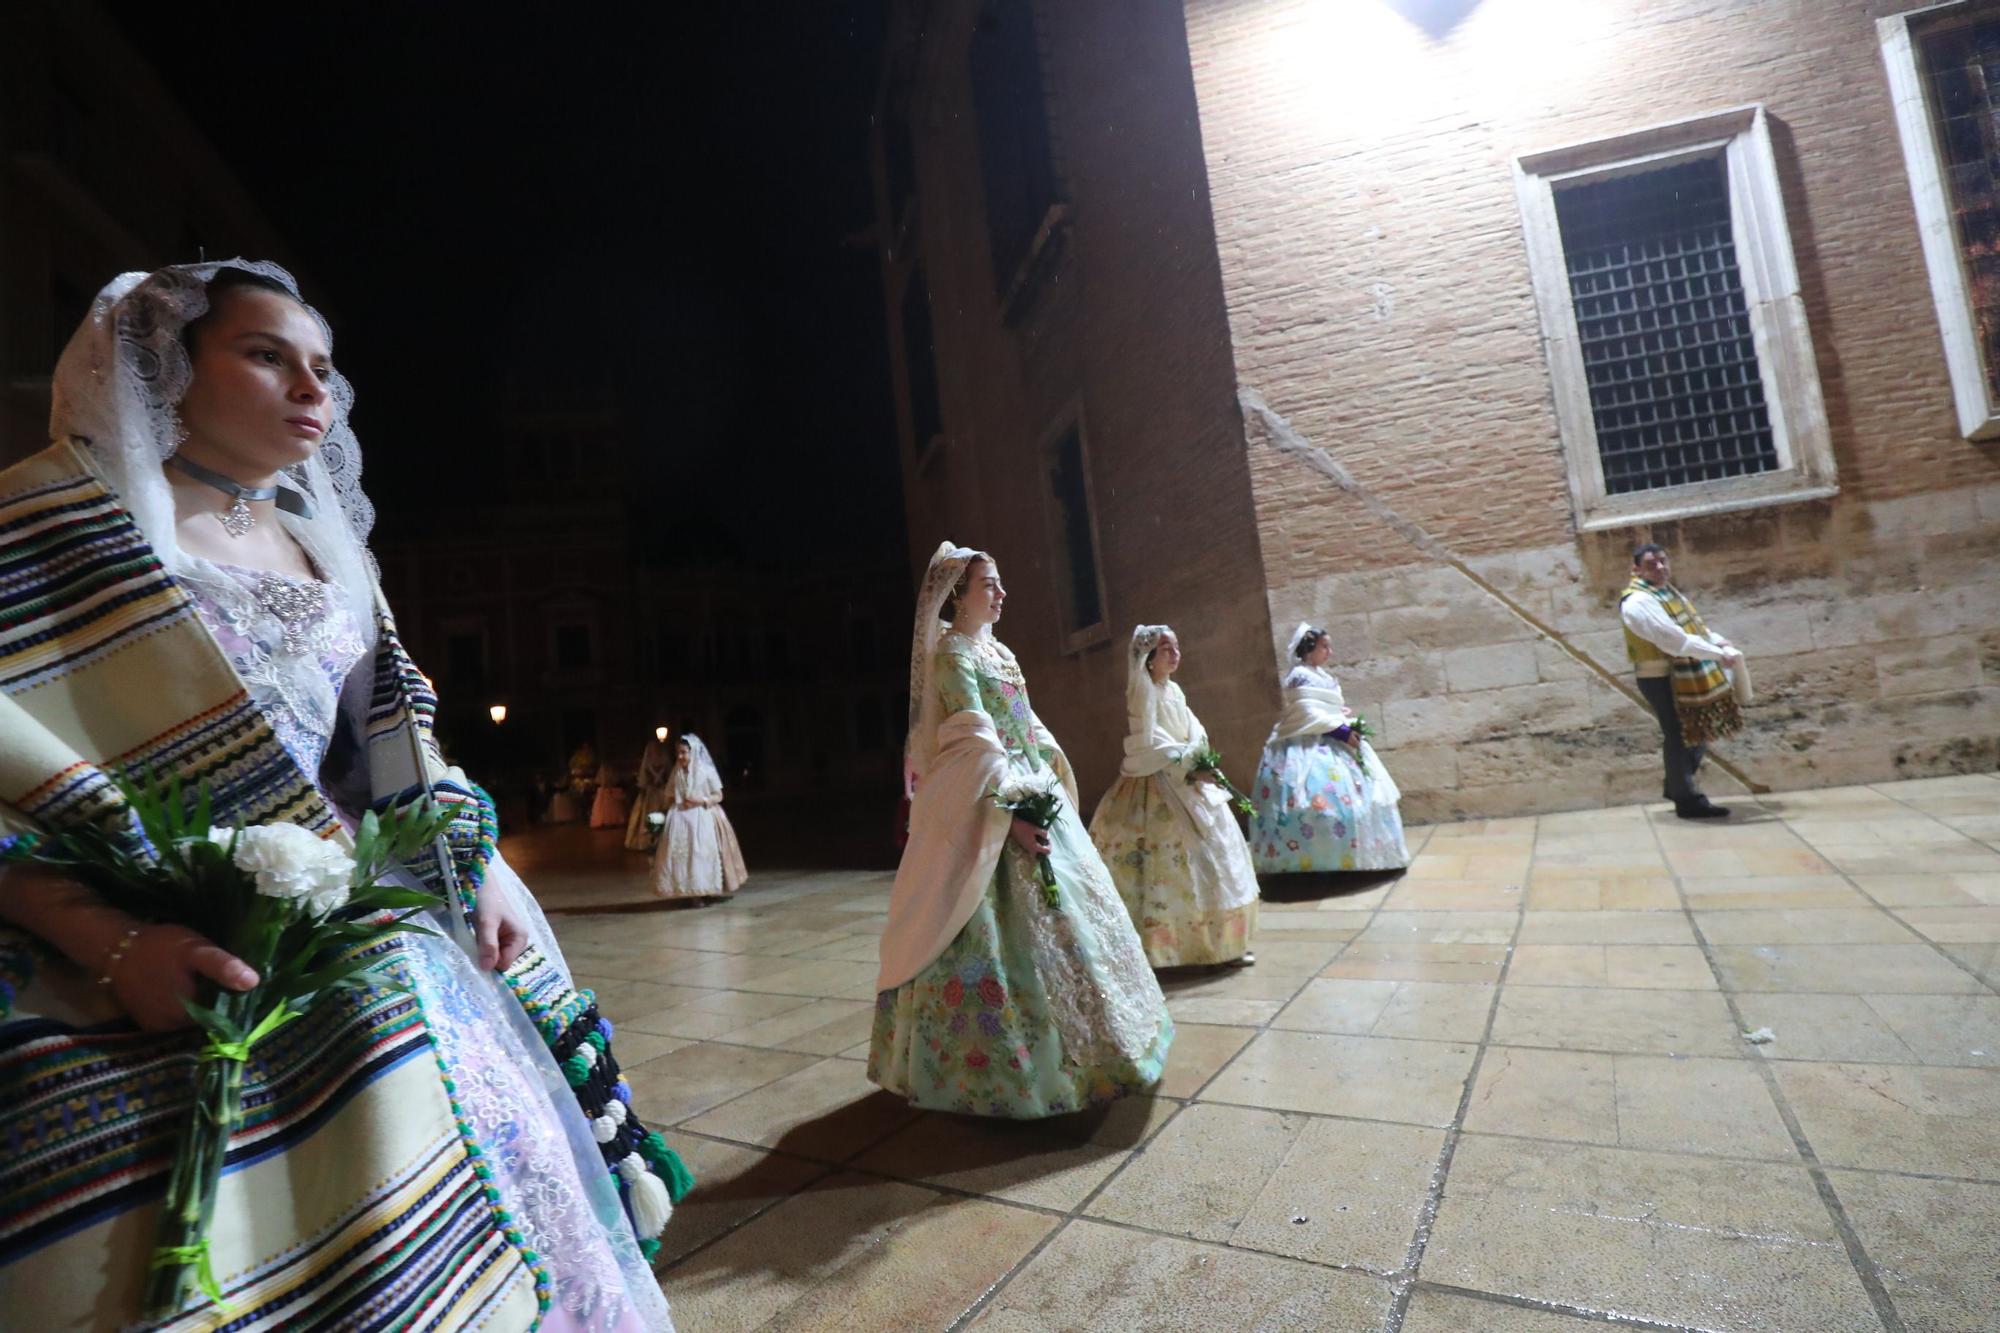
[{"x1": 648, "y1": 734, "x2": 748, "y2": 900}]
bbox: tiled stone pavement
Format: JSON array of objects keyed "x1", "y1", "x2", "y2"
[{"x1": 537, "y1": 774, "x2": 2000, "y2": 1332}]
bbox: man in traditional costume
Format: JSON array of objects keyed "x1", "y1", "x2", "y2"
[{"x1": 1618, "y1": 543, "x2": 1744, "y2": 820}]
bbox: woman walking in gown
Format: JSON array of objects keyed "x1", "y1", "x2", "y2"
[
  {"x1": 1250, "y1": 623, "x2": 1410, "y2": 873},
  {"x1": 870, "y1": 544, "x2": 1173, "y2": 1117},
  {"x1": 624, "y1": 732, "x2": 674, "y2": 850},
  {"x1": 0, "y1": 263, "x2": 678, "y2": 1330},
  {"x1": 1090, "y1": 625, "x2": 1261, "y2": 967},
  {"x1": 647, "y1": 735, "x2": 747, "y2": 901},
  {"x1": 590, "y1": 760, "x2": 632, "y2": 829}
]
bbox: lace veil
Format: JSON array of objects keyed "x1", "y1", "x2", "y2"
[
  {"x1": 676, "y1": 734, "x2": 725, "y2": 803},
  {"x1": 1126, "y1": 623, "x2": 1174, "y2": 741},
  {"x1": 48, "y1": 261, "x2": 382, "y2": 650},
  {"x1": 905, "y1": 540, "x2": 987, "y2": 780},
  {"x1": 1286, "y1": 621, "x2": 1324, "y2": 661}
]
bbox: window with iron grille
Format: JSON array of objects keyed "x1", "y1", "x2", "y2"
[
  {"x1": 1882, "y1": 3, "x2": 2000, "y2": 438},
  {"x1": 970, "y1": 2, "x2": 1061, "y2": 299},
  {"x1": 1042, "y1": 416, "x2": 1109, "y2": 650},
  {"x1": 1553, "y1": 156, "x2": 1778, "y2": 495},
  {"x1": 1515, "y1": 105, "x2": 1837, "y2": 529}
]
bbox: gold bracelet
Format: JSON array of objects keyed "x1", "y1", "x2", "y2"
[{"x1": 97, "y1": 927, "x2": 142, "y2": 988}]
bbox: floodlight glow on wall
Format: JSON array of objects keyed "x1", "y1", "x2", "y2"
[{"x1": 1263, "y1": 0, "x2": 1606, "y2": 139}]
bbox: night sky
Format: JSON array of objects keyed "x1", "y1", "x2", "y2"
[{"x1": 105, "y1": 3, "x2": 901, "y2": 567}]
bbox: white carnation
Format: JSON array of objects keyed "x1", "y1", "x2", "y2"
[
  {"x1": 231, "y1": 824, "x2": 354, "y2": 914},
  {"x1": 305, "y1": 877, "x2": 353, "y2": 917},
  {"x1": 994, "y1": 769, "x2": 1062, "y2": 806}
]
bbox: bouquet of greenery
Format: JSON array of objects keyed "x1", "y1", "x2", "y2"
[
  {"x1": 1332, "y1": 715, "x2": 1374, "y2": 744},
  {"x1": 992, "y1": 771, "x2": 1063, "y2": 909},
  {"x1": 1185, "y1": 746, "x2": 1254, "y2": 816},
  {"x1": 0, "y1": 774, "x2": 453, "y2": 1317}
]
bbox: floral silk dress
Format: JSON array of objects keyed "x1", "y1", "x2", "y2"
[
  {"x1": 1089, "y1": 684, "x2": 1261, "y2": 967},
  {"x1": 1249, "y1": 666, "x2": 1410, "y2": 874},
  {"x1": 868, "y1": 633, "x2": 1173, "y2": 1117}
]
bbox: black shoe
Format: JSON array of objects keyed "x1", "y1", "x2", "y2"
[{"x1": 1675, "y1": 798, "x2": 1731, "y2": 820}]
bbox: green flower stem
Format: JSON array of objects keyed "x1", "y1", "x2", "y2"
[
  {"x1": 1187, "y1": 756, "x2": 1254, "y2": 817},
  {"x1": 144, "y1": 985, "x2": 256, "y2": 1317},
  {"x1": 1034, "y1": 852, "x2": 1058, "y2": 909}
]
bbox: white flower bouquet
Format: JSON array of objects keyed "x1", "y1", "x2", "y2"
[
  {"x1": 647, "y1": 811, "x2": 666, "y2": 830},
  {"x1": 1184, "y1": 745, "x2": 1254, "y2": 816},
  {"x1": 1, "y1": 774, "x2": 452, "y2": 1316},
  {"x1": 991, "y1": 769, "x2": 1065, "y2": 908}
]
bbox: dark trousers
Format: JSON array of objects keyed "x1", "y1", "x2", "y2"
[{"x1": 1637, "y1": 674, "x2": 1705, "y2": 805}]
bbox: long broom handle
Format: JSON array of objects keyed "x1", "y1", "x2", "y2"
[
  {"x1": 1239, "y1": 387, "x2": 1771, "y2": 797},
  {"x1": 404, "y1": 722, "x2": 481, "y2": 959}
]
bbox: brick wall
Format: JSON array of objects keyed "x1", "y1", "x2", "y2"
[
  {"x1": 881, "y1": 0, "x2": 1276, "y2": 808},
  {"x1": 1186, "y1": 0, "x2": 2000, "y2": 818}
]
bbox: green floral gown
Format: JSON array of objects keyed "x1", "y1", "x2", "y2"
[{"x1": 869, "y1": 633, "x2": 1174, "y2": 1116}]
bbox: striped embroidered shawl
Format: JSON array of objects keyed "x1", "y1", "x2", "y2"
[
  {"x1": 0, "y1": 443, "x2": 636, "y2": 1328},
  {"x1": 1619, "y1": 576, "x2": 1743, "y2": 747}
]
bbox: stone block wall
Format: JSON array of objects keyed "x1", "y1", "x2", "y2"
[{"x1": 1265, "y1": 484, "x2": 2000, "y2": 822}]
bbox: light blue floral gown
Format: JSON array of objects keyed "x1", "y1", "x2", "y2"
[
  {"x1": 868, "y1": 632, "x2": 1173, "y2": 1116},
  {"x1": 1250, "y1": 665, "x2": 1410, "y2": 873}
]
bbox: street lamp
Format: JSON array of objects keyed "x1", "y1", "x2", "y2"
[
  {"x1": 655, "y1": 726, "x2": 669, "y2": 742},
  {"x1": 489, "y1": 704, "x2": 508, "y2": 725}
]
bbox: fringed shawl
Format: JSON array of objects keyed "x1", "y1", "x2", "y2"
[{"x1": 0, "y1": 443, "x2": 681, "y2": 1324}]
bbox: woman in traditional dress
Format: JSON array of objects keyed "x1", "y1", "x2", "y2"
[
  {"x1": 623, "y1": 732, "x2": 674, "y2": 850},
  {"x1": 870, "y1": 544, "x2": 1173, "y2": 1117},
  {"x1": 647, "y1": 736, "x2": 747, "y2": 901},
  {"x1": 1249, "y1": 623, "x2": 1410, "y2": 873},
  {"x1": 1090, "y1": 625, "x2": 1261, "y2": 968},
  {"x1": 0, "y1": 263, "x2": 680, "y2": 1330},
  {"x1": 590, "y1": 760, "x2": 633, "y2": 829}
]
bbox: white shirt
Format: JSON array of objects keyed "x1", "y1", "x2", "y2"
[{"x1": 1621, "y1": 586, "x2": 1731, "y2": 667}]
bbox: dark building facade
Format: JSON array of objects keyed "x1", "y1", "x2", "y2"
[{"x1": 1, "y1": 0, "x2": 294, "y2": 466}]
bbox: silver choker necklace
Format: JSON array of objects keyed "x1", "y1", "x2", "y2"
[{"x1": 169, "y1": 455, "x2": 313, "y2": 537}]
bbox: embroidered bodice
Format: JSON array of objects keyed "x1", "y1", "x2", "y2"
[
  {"x1": 184, "y1": 559, "x2": 368, "y2": 780},
  {"x1": 935, "y1": 631, "x2": 1053, "y2": 771}
]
